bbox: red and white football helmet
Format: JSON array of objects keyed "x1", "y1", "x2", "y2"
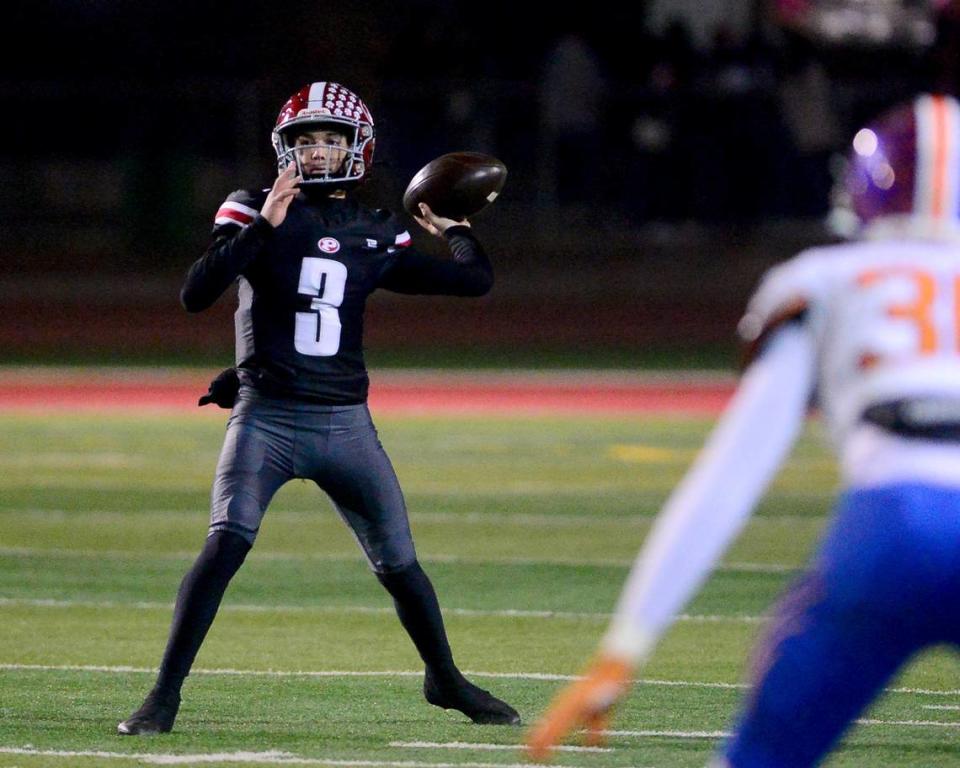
[
  {"x1": 833, "y1": 93, "x2": 960, "y2": 240},
  {"x1": 271, "y1": 82, "x2": 375, "y2": 187}
]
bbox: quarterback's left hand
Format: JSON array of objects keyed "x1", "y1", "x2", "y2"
[
  {"x1": 524, "y1": 655, "x2": 633, "y2": 762},
  {"x1": 414, "y1": 202, "x2": 470, "y2": 237}
]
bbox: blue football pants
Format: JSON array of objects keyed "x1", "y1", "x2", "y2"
[{"x1": 725, "y1": 483, "x2": 960, "y2": 768}]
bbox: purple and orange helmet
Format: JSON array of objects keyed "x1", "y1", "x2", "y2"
[{"x1": 838, "y1": 93, "x2": 960, "y2": 239}]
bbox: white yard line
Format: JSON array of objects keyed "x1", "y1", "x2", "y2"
[
  {"x1": 855, "y1": 718, "x2": 960, "y2": 728},
  {"x1": 0, "y1": 596, "x2": 765, "y2": 625},
  {"x1": 0, "y1": 508, "x2": 829, "y2": 524},
  {"x1": 2, "y1": 663, "x2": 958, "y2": 698},
  {"x1": 0, "y1": 748, "x2": 574, "y2": 768},
  {"x1": 0, "y1": 664, "x2": 424, "y2": 679},
  {"x1": 603, "y1": 729, "x2": 731, "y2": 739},
  {"x1": 922, "y1": 704, "x2": 960, "y2": 711},
  {"x1": 390, "y1": 742, "x2": 610, "y2": 754},
  {"x1": 879, "y1": 687, "x2": 960, "y2": 696},
  {"x1": 0, "y1": 546, "x2": 798, "y2": 573},
  {"x1": 606, "y1": 718, "x2": 960, "y2": 737}
]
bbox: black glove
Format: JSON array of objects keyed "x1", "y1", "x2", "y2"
[{"x1": 198, "y1": 367, "x2": 240, "y2": 408}]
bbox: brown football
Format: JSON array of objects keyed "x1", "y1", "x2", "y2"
[{"x1": 403, "y1": 152, "x2": 507, "y2": 220}]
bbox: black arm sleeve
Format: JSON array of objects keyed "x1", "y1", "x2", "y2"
[
  {"x1": 180, "y1": 216, "x2": 273, "y2": 312},
  {"x1": 377, "y1": 226, "x2": 494, "y2": 297}
]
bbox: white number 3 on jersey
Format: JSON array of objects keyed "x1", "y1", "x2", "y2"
[{"x1": 295, "y1": 258, "x2": 347, "y2": 356}]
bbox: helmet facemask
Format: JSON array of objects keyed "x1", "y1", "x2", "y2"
[
  {"x1": 272, "y1": 82, "x2": 376, "y2": 189},
  {"x1": 274, "y1": 120, "x2": 371, "y2": 187}
]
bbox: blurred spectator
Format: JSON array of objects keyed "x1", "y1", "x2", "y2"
[
  {"x1": 658, "y1": 16, "x2": 701, "y2": 89},
  {"x1": 378, "y1": 5, "x2": 457, "y2": 176},
  {"x1": 621, "y1": 17, "x2": 712, "y2": 223},
  {"x1": 933, "y1": 0, "x2": 960, "y2": 93},
  {"x1": 776, "y1": 38, "x2": 843, "y2": 216},
  {"x1": 696, "y1": 24, "x2": 782, "y2": 222},
  {"x1": 538, "y1": 32, "x2": 606, "y2": 206}
]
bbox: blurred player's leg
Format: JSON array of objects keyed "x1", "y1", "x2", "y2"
[
  {"x1": 723, "y1": 582, "x2": 915, "y2": 766},
  {"x1": 314, "y1": 404, "x2": 520, "y2": 725},
  {"x1": 723, "y1": 483, "x2": 960, "y2": 767}
]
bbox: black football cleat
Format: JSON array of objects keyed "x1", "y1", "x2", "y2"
[
  {"x1": 117, "y1": 687, "x2": 181, "y2": 735},
  {"x1": 424, "y1": 669, "x2": 521, "y2": 725}
]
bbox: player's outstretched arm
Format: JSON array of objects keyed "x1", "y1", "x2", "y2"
[{"x1": 525, "y1": 323, "x2": 816, "y2": 762}]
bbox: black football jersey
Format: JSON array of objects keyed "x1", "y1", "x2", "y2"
[{"x1": 181, "y1": 188, "x2": 492, "y2": 404}]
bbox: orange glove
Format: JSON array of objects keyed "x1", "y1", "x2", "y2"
[{"x1": 524, "y1": 655, "x2": 633, "y2": 762}]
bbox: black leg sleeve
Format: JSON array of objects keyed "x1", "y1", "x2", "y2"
[
  {"x1": 376, "y1": 560, "x2": 459, "y2": 681},
  {"x1": 155, "y1": 530, "x2": 251, "y2": 694}
]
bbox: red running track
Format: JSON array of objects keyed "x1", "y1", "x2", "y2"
[{"x1": 0, "y1": 370, "x2": 735, "y2": 415}]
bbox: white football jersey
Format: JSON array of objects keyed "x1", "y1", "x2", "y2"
[{"x1": 741, "y1": 237, "x2": 960, "y2": 487}]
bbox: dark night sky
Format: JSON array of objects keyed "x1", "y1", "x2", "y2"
[
  {"x1": 1, "y1": 1, "x2": 654, "y2": 170},
  {"x1": 10, "y1": 1, "x2": 590, "y2": 81}
]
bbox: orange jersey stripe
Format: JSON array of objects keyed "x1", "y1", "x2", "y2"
[{"x1": 932, "y1": 95, "x2": 949, "y2": 218}]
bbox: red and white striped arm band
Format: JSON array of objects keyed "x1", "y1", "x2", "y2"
[{"x1": 214, "y1": 201, "x2": 260, "y2": 228}]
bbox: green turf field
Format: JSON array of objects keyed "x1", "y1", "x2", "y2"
[{"x1": 1, "y1": 409, "x2": 958, "y2": 767}]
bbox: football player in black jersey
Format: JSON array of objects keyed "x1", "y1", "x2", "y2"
[{"x1": 117, "y1": 81, "x2": 520, "y2": 735}]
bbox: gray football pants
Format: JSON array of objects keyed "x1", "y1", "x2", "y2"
[{"x1": 209, "y1": 389, "x2": 417, "y2": 573}]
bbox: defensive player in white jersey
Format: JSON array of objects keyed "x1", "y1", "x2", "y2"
[{"x1": 526, "y1": 93, "x2": 960, "y2": 767}]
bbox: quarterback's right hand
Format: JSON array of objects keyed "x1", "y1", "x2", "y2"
[
  {"x1": 524, "y1": 655, "x2": 633, "y2": 762},
  {"x1": 414, "y1": 202, "x2": 470, "y2": 237},
  {"x1": 261, "y1": 164, "x2": 302, "y2": 228}
]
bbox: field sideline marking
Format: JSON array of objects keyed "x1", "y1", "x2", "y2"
[
  {"x1": 0, "y1": 365, "x2": 737, "y2": 388},
  {"x1": 390, "y1": 742, "x2": 611, "y2": 754},
  {"x1": 2, "y1": 663, "x2": 958, "y2": 698},
  {"x1": 0, "y1": 367, "x2": 736, "y2": 418},
  {"x1": 0, "y1": 546, "x2": 799, "y2": 574},
  {"x1": 0, "y1": 748, "x2": 575, "y2": 768},
  {"x1": 0, "y1": 596, "x2": 765, "y2": 625}
]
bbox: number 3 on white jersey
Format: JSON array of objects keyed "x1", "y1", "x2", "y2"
[{"x1": 295, "y1": 258, "x2": 347, "y2": 356}]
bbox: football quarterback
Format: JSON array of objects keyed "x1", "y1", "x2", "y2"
[{"x1": 117, "y1": 81, "x2": 519, "y2": 735}]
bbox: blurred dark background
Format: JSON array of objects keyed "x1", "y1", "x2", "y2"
[{"x1": 3, "y1": 0, "x2": 959, "y2": 367}]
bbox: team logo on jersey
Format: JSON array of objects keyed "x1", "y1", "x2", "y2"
[{"x1": 318, "y1": 237, "x2": 341, "y2": 254}]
